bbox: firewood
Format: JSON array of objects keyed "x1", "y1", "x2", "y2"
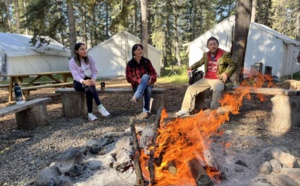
[
  {"x1": 188, "y1": 158, "x2": 214, "y2": 186},
  {"x1": 203, "y1": 149, "x2": 226, "y2": 179},
  {"x1": 148, "y1": 107, "x2": 163, "y2": 185},
  {"x1": 130, "y1": 117, "x2": 145, "y2": 186},
  {"x1": 167, "y1": 161, "x2": 177, "y2": 174}
]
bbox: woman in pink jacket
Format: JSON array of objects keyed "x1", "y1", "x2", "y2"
[{"x1": 69, "y1": 43, "x2": 110, "y2": 121}]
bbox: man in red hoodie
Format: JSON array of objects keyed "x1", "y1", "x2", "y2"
[{"x1": 176, "y1": 37, "x2": 238, "y2": 117}]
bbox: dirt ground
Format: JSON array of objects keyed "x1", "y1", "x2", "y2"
[{"x1": 0, "y1": 79, "x2": 300, "y2": 186}]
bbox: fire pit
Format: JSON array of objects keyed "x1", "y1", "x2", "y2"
[{"x1": 131, "y1": 107, "x2": 228, "y2": 186}]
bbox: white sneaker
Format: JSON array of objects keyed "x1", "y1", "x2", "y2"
[
  {"x1": 88, "y1": 113, "x2": 98, "y2": 121},
  {"x1": 98, "y1": 104, "x2": 110, "y2": 117},
  {"x1": 175, "y1": 109, "x2": 189, "y2": 117}
]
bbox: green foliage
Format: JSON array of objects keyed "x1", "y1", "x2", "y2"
[
  {"x1": 22, "y1": 0, "x2": 67, "y2": 45},
  {"x1": 158, "y1": 65, "x2": 189, "y2": 83},
  {"x1": 270, "y1": 0, "x2": 299, "y2": 37},
  {"x1": 292, "y1": 71, "x2": 300, "y2": 80}
]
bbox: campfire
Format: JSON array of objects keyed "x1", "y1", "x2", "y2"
[{"x1": 131, "y1": 74, "x2": 276, "y2": 186}]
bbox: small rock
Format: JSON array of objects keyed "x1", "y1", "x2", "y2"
[
  {"x1": 35, "y1": 165, "x2": 61, "y2": 186},
  {"x1": 259, "y1": 161, "x2": 272, "y2": 174},
  {"x1": 269, "y1": 159, "x2": 282, "y2": 173},
  {"x1": 235, "y1": 160, "x2": 248, "y2": 167},
  {"x1": 280, "y1": 168, "x2": 300, "y2": 183},
  {"x1": 271, "y1": 150, "x2": 298, "y2": 168},
  {"x1": 85, "y1": 138, "x2": 114, "y2": 154},
  {"x1": 224, "y1": 130, "x2": 233, "y2": 135},
  {"x1": 266, "y1": 174, "x2": 297, "y2": 186},
  {"x1": 55, "y1": 147, "x2": 83, "y2": 173}
]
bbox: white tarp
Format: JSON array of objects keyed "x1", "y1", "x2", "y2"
[
  {"x1": 0, "y1": 32, "x2": 70, "y2": 75},
  {"x1": 188, "y1": 16, "x2": 300, "y2": 79},
  {"x1": 88, "y1": 31, "x2": 162, "y2": 78}
]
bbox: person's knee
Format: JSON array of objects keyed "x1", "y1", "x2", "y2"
[{"x1": 142, "y1": 74, "x2": 150, "y2": 80}]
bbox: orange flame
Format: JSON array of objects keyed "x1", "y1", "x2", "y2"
[{"x1": 139, "y1": 73, "x2": 275, "y2": 185}]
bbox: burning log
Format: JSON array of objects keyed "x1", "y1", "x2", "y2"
[
  {"x1": 167, "y1": 161, "x2": 177, "y2": 174},
  {"x1": 130, "y1": 117, "x2": 145, "y2": 186},
  {"x1": 188, "y1": 158, "x2": 214, "y2": 186},
  {"x1": 148, "y1": 107, "x2": 163, "y2": 185},
  {"x1": 203, "y1": 149, "x2": 226, "y2": 179}
]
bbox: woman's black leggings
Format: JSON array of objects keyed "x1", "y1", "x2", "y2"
[{"x1": 73, "y1": 80, "x2": 101, "y2": 113}]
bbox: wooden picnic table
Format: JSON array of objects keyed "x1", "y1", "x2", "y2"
[{"x1": 1, "y1": 71, "x2": 73, "y2": 102}]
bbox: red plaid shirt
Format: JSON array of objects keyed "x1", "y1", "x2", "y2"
[{"x1": 126, "y1": 57, "x2": 157, "y2": 88}]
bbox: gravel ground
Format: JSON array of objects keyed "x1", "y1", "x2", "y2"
[{"x1": 0, "y1": 79, "x2": 299, "y2": 186}]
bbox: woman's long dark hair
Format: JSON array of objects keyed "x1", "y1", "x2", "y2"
[{"x1": 74, "y1": 43, "x2": 89, "y2": 67}]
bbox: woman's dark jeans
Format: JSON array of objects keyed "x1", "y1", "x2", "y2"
[{"x1": 73, "y1": 80, "x2": 101, "y2": 113}]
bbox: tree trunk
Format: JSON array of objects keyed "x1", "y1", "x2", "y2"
[
  {"x1": 14, "y1": 0, "x2": 20, "y2": 33},
  {"x1": 141, "y1": 0, "x2": 148, "y2": 57},
  {"x1": 82, "y1": 3, "x2": 87, "y2": 45},
  {"x1": 231, "y1": 0, "x2": 252, "y2": 86},
  {"x1": 22, "y1": 0, "x2": 28, "y2": 35},
  {"x1": 5, "y1": 0, "x2": 11, "y2": 32},
  {"x1": 173, "y1": 3, "x2": 181, "y2": 66},
  {"x1": 67, "y1": 0, "x2": 76, "y2": 57},
  {"x1": 163, "y1": 31, "x2": 167, "y2": 68},
  {"x1": 296, "y1": 0, "x2": 300, "y2": 41},
  {"x1": 133, "y1": 1, "x2": 138, "y2": 36},
  {"x1": 251, "y1": 0, "x2": 256, "y2": 22}
]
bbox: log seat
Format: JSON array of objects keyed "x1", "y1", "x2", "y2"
[
  {"x1": 55, "y1": 88, "x2": 166, "y2": 118},
  {"x1": 0, "y1": 98, "x2": 51, "y2": 130},
  {"x1": 196, "y1": 87, "x2": 300, "y2": 134}
]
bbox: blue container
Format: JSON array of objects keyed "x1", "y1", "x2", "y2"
[{"x1": 13, "y1": 83, "x2": 25, "y2": 104}]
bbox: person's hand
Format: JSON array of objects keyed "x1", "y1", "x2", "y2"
[
  {"x1": 91, "y1": 79, "x2": 96, "y2": 85},
  {"x1": 83, "y1": 79, "x2": 93, "y2": 86},
  {"x1": 147, "y1": 78, "x2": 152, "y2": 85},
  {"x1": 220, "y1": 73, "x2": 228, "y2": 83}
]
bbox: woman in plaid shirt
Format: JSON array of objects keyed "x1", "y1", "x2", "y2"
[{"x1": 126, "y1": 44, "x2": 157, "y2": 119}]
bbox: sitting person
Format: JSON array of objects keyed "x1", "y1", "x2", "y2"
[
  {"x1": 126, "y1": 44, "x2": 157, "y2": 119},
  {"x1": 69, "y1": 43, "x2": 110, "y2": 121},
  {"x1": 176, "y1": 36, "x2": 238, "y2": 117}
]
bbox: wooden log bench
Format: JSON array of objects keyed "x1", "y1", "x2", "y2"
[
  {"x1": 21, "y1": 82, "x2": 73, "y2": 95},
  {"x1": 55, "y1": 88, "x2": 166, "y2": 118},
  {"x1": 197, "y1": 87, "x2": 300, "y2": 134},
  {"x1": 0, "y1": 98, "x2": 51, "y2": 130},
  {"x1": 237, "y1": 87, "x2": 300, "y2": 133}
]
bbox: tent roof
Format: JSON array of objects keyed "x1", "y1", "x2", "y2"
[
  {"x1": 0, "y1": 32, "x2": 70, "y2": 57},
  {"x1": 250, "y1": 22, "x2": 300, "y2": 46},
  {"x1": 89, "y1": 30, "x2": 161, "y2": 54}
]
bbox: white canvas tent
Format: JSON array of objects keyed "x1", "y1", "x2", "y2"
[
  {"x1": 88, "y1": 31, "x2": 162, "y2": 78},
  {"x1": 0, "y1": 32, "x2": 70, "y2": 76},
  {"x1": 188, "y1": 16, "x2": 300, "y2": 79}
]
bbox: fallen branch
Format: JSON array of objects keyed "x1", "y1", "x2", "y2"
[{"x1": 130, "y1": 117, "x2": 145, "y2": 186}]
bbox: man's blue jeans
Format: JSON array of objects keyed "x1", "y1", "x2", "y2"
[{"x1": 133, "y1": 74, "x2": 153, "y2": 113}]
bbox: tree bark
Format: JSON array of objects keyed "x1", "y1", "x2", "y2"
[
  {"x1": 67, "y1": 0, "x2": 76, "y2": 57},
  {"x1": 173, "y1": 2, "x2": 181, "y2": 66},
  {"x1": 251, "y1": 0, "x2": 256, "y2": 22},
  {"x1": 5, "y1": 0, "x2": 11, "y2": 32},
  {"x1": 231, "y1": 0, "x2": 252, "y2": 86},
  {"x1": 14, "y1": 0, "x2": 20, "y2": 33},
  {"x1": 141, "y1": 0, "x2": 148, "y2": 57},
  {"x1": 296, "y1": 0, "x2": 300, "y2": 41},
  {"x1": 133, "y1": 1, "x2": 138, "y2": 36},
  {"x1": 22, "y1": 0, "x2": 28, "y2": 35}
]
